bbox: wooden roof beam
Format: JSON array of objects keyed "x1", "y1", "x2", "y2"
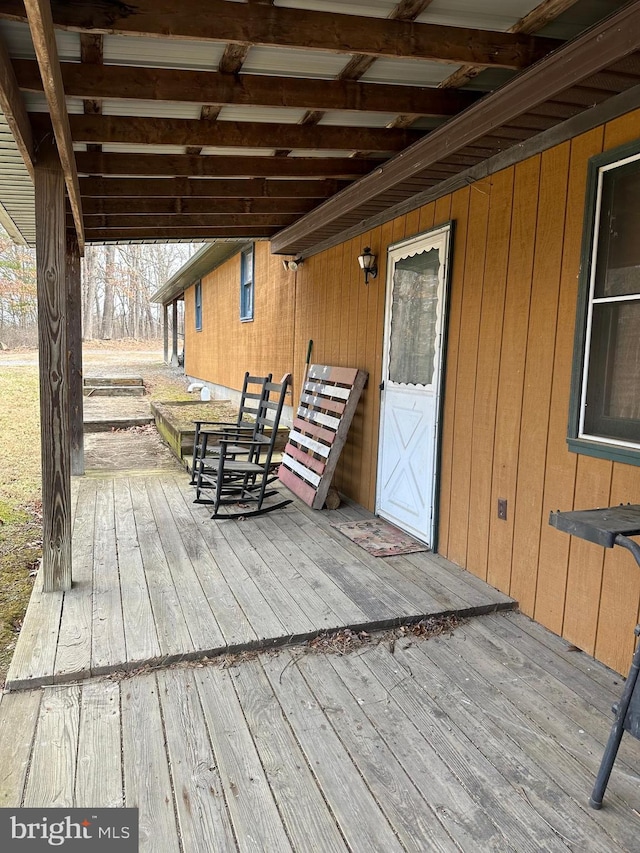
[
  {"x1": 0, "y1": 32, "x2": 33, "y2": 179},
  {"x1": 74, "y1": 213, "x2": 298, "y2": 229},
  {"x1": 79, "y1": 177, "x2": 348, "y2": 198},
  {"x1": 74, "y1": 152, "x2": 382, "y2": 179},
  {"x1": 14, "y1": 60, "x2": 481, "y2": 116},
  {"x1": 51, "y1": 114, "x2": 423, "y2": 152},
  {"x1": 24, "y1": 0, "x2": 84, "y2": 250},
  {"x1": 0, "y1": 0, "x2": 560, "y2": 70},
  {"x1": 84, "y1": 227, "x2": 277, "y2": 242},
  {"x1": 79, "y1": 197, "x2": 317, "y2": 215}
]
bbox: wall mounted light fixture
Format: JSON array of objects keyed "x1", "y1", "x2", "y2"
[
  {"x1": 358, "y1": 247, "x2": 377, "y2": 285},
  {"x1": 282, "y1": 257, "x2": 303, "y2": 272}
]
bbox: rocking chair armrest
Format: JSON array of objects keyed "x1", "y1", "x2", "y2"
[
  {"x1": 194, "y1": 419, "x2": 239, "y2": 428},
  {"x1": 199, "y1": 424, "x2": 254, "y2": 436},
  {"x1": 218, "y1": 436, "x2": 262, "y2": 452}
]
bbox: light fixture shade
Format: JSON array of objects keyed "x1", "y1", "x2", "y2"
[
  {"x1": 358, "y1": 247, "x2": 378, "y2": 284},
  {"x1": 358, "y1": 247, "x2": 376, "y2": 271}
]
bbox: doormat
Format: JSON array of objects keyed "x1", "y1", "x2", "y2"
[{"x1": 330, "y1": 518, "x2": 429, "y2": 557}]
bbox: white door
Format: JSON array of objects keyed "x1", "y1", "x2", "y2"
[{"x1": 376, "y1": 225, "x2": 452, "y2": 546}]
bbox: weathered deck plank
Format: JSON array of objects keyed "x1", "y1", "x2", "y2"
[
  {"x1": 216, "y1": 519, "x2": 316, "y2": 638},
  {"x1": 0, "y1": 690, "x2": 41, "y2": 806},
  {"x1": 128, "y1": 478, "x2": 193, "y2": 658},
  {"x1": 174, "y1": 478, "x2": 288, "y2": 642},
  {"x1": 145, "y1": 478, "x2": 225, "y2": 651},
  {"x1": 91, "y1": 479, "x2": 127, "y2": 674},
  {"x1": 23, "y1": 685, "x2": 80, "y2": 807},
  {"x1": 157, "y1": 668, "x2": 237, "y2": 853},
  {"x1": 161, "y1": 478, "x2": 256, "y2": 648},
  {"x1": 113, "y1": 478, "x2": 161, "y2": 664},
  {"x1": 195, "y1": 666, "x2": 294, "y2": 852},
  {"x1": 273, "y1": 509, "x2": 410, "y2": 622},
  {"x1": 122, "y1": 673, "x2": 181, "y2": 852},
  {"x1": 54, "y1": 477, "x2": 95, "y2": 681},
  {"x1": 75, "y1": 679, "x2": 122, "y2": 808},
  {"x1": 249, "y1": 519, "x2": 344, "y2": 629},
  {"x1": 5, "y1": 571, "x2": 63, "y2": 688},
  {"x1": 407, "y1": 629, "x2": 631, "y2": 851}
]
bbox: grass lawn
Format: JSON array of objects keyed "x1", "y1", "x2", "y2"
[{"x1": 0, "y1": 364, "x2": 42, "y2": 683}]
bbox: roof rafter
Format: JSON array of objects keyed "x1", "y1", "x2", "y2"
[
  {"x1": 79, "y1": 197, "x2": 317, "y2": 215},
  {"x1": 51, "y1": 114, "x2": 423, "y2": 152},
  {"x1": 0, "y1": 0, "x2": 560, "y2": 70},
  {"x1": 23, "y1": 0, "x2": 84, "y2": 250},
  {"x1": 74, "y1": 152, "x2": 381, "y2": 179},
  {"x1": 84, "y1": 227, "x2": 277, "y2": 242},
  {"x1": 78, "y1": 177, "x2": 348, "y2": 198},
  {"x1": 14, "y1": 60, "x2": 481, "y2": 116},
  {"x1": 75, "y1": 213, "x2": 298, "y2": 229}
]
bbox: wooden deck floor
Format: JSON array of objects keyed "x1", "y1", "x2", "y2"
[
  {"x1": 1, "y1": 610, "x2": 640, "y2": 851},
  {"x1": 6, "y1": 471, "x2": 512, "y2": 691}
]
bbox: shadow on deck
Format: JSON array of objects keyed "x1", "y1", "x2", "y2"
[{"x1": 6, "y1": 468, "x2": 514, "y2": 691}]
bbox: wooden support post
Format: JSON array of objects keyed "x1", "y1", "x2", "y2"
[
  {"x1": 171, "y1": 299, "x2": 178, "y2": 366},
  {"x1": 66, "y1": 232, "x2": 84, "y2": 476},
  {"x1": 163, "y1": 303, "x2": 169, "y2": 364},
  {"x1": 35, "y1": 139, "x2": 72, "y2": 592}
]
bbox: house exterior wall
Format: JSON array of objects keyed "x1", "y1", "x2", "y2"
[{"x1": 184, "y1": 108, "x2": 640, "y2": 675}]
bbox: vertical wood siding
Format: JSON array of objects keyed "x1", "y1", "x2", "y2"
[{"x1": 184, "y1": 109, "x2": 640, "y2": 674}]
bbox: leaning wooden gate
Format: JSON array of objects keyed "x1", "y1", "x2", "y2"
[{"x1": 278, "y1": 364, "x2": 368, "y2": 509}]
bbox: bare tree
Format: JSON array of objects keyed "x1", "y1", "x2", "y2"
[{"x1": 0, "y1": 226, "x2": 201, "y2": 344}]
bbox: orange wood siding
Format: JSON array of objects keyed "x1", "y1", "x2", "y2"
[{"x1": 183, "y1": 108, "x2": 640, "y2": 674}]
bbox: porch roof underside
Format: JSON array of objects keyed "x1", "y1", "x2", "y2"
[{"x1": 0, "y1": 2, "x2": 637, "y2": 254}]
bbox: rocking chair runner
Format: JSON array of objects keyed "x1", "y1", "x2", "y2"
[
  {"x1": 189, "y1": 371, "x2": 271, "y2": 485},
  {"x1": 195, "y1": 373, "x2": 293, "y2": 519}
]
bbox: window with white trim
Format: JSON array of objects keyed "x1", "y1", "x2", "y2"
[
  {"x1": 570, "y1": 143, "x2": 640, "y2": 462},
  {"x1": 194, "y1": 280, "x2": 202, "y2": 331},
  {"x1": 240, "y1": 245, "x2": 254, "y2": 321}
]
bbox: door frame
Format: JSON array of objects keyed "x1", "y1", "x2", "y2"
[{"x1": 375, "y1": 221, "x2": 454, "y2": 551}]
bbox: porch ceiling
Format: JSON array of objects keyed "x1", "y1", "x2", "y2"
[{"x1": 0, "y1": 1, "x2": 635, "y2": 249}]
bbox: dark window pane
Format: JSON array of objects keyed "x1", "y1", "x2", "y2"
[
  {"x1": 585, "y1": 300, "x2": 640, "y2": 441},
  {"x1": 595, "y1": 165, "x2": 640, "y2": 298}
]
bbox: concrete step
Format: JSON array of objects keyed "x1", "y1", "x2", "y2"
[
  {"x1": 83, "y1": 386, "x2": 146, "y2": 397},
  {"x1": 84, "y1": 416, "x2": 154, "y2": 433},
  {"x1": 84, "y1": 376, "x2": 144, "y2": 387}
]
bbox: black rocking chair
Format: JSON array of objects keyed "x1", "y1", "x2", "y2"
[
  {"x1": 194, "y1": 373, "x2": 292, "y2": 519},
  {"x1": 189, "y1": 371, "x2": 271, "y2": 485}
]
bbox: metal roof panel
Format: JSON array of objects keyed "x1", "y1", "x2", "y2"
[
  {"x1": 0, "y1": 19, "x2": 80, "y2": 62},
  {"x1": 417, "y1": 0, "x2": 542, "y2": 30},
  {"x1": 241, "y1": 46, "x2": 348, "y2": 79},
  {"x1": 101, "y1": 100, "x2": 203, "y2": 119},
  {"x1": 103, "y1": 34, "x2": 226, "y2": 70}
]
